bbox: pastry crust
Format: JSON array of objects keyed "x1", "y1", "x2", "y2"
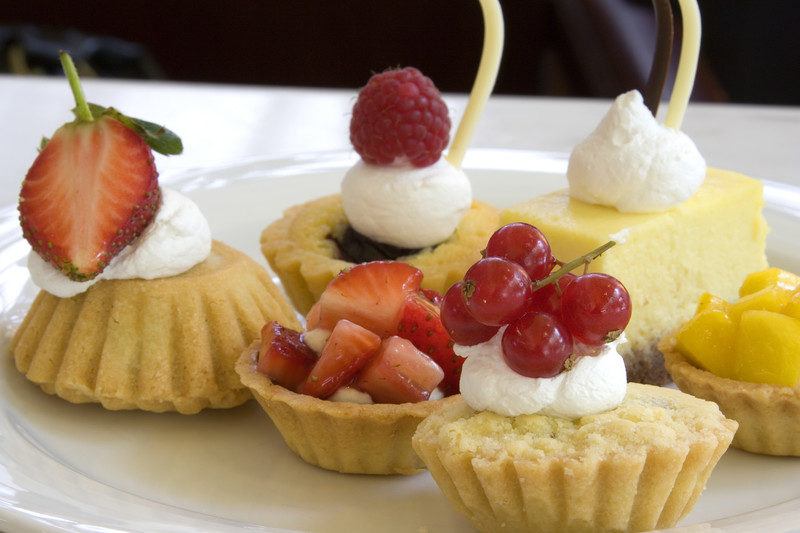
[
  {"x1": 236, "y1": 342, "x2": 460, "y2": 475},
  {"x1": 261, "y1": 194, "x2": 499, "y2": 313},
  {"x1": 661, "y1": 333, "x2": 800, "y2": 456},
  {"x1": 11, "y1": 241, "x2": 300, "y2": 414},
  {"x1": 412, "y1": 383, "x2": 736, "y2": 533}
]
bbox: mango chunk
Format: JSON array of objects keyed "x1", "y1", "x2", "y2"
[
  {"x1": 784, "y1": 291, "x2": 800, "y2": 320},
  {"x1": 729, "y1": 286, "x2": 792, "y2": 323},
  {"x1": 739, "y1": 267, "x2": 800, "y2": 297},
  {"x1": 695, "y1": 292, "x2": 730, "y2": 315},
  {"x1": 734, "y1": 310, "x2": 800, "y2": 387},
  {"x1": 675, "y1": 310, "x2": 737, "y2": 378}
]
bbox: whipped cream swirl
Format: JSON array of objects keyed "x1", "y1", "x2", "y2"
[
  {"x1": 28, "y1": 187, "x2": 212, "y2": 298},
  {"x1": 341, "y1": 158, "x2": 472, "y2": 249},
  {"x1": 567, "y1": 90, "x2": 706, "y2": 213},
  {"x1": 458, "y1": 328, "x2": 628, "y2": 418}
]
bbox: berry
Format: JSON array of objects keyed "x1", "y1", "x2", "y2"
[
  {"x1": 354, "y1": 336, "x2": 444, "y2": 404},
  {"x1": 420, "y1": 288, "x2": 443, "y2": 307},
  {"x1": 502, "y1": 312, "x2": 573, "y2": 378},
  {"x1": 529, "y1": 273, "x2": 577, "y2": 318},
  {"x1": 441, "y1": 282, "x2": 499, "y2": 346},
  {"x1": 299, "y1": 320, "x2": 381, "y2": 399},
  {"x1": 561, "y1": 273, "x2": 632, "y2": 346},
  {"x1": 349, "y1": 67, "x2": 451, "y2": 167},
  {"x1": 397, "y1": 292, "x2": 464, "y2": 395},
  {"x1": 485, "y1": 223, "x2": 555, "y2": 281},
  {"x1": 315, "y1": 261, "x2": 423, "y2": 338},
  {"x1": 462, "y1": 258, "x2": 533, "y2": 326},
  {"x1": 256, "y1": 322, "x2": 317, "y2": 391},
  {"x1": 20, "y1": 116, "x2": 160, "y2": 280}
]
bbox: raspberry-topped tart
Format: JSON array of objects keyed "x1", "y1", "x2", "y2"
[
  {"x1": 11, "y1": 53, "x2": 299, "y2": 414},
  {"x1": 500, "y1": 0, "x2": 767, "y2": 385},
  {"x1": 236, "y1": 261, "x2": 464, "y2": 475},
  {"x1": 261, "y1": 0, "x2": 505, "y2": 314},
  {"x1": 413, "y1": 222, "x2": 737, "y2": 533}
]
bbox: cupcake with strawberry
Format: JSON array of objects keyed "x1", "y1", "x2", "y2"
[
  {"x1": 11, "y1": 53, "x2": 299, "y2": 414},
  {"x1": 261, "y1": 1, "x2": 504, "y2": 314},
  {"x1": 236, "y1": 261, "x2": 463, "y2": 475},
  {"x1": 412, "y1": 223, "x2": 737, "y2": 533}
]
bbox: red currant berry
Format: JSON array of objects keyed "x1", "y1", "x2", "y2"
[
  {"x1": 462, "y1": 258, "x2": 533, "y2": 326},
  {"x1": 561, "y1": 273, "x2": 632, "y2": 346},
  {"x1": 441, "y1": 283, "x2": 499, "y2": 345},
  {"x1": 484, "y1": 223, "x2": 555, "y2": 281},
  {"x1": 530, "y1": 273, "x2": 576, "y2": 317},
  {"x1": 501, "y1": 311, "x2": 573, "y2": 378}
]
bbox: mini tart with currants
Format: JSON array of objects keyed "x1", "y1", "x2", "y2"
[
  {"x1": 236, "y1": 261, "x2": 463, "y2": 475},
  {"x1": 11, "y1": 54, "x2": 299, "y2": 414},
  {"x1": 413, "y1": 223, "x2": 737, "y2": 533},
  {"x1": 661, "y1": 267, "x2": 800, "y2": 456},
  {"x1": 261, "y1": 61, "x2": 502, "y2": 314}
]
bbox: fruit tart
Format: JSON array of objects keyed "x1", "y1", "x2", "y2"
[
  {"x1": 413, "y1": 223, "x2": 737, "y2": 533},
  {"x1": 500, "y1": 0, "x2": 767, "y2": 385},
  {"x1": 661, "y1": 267, "x2": 800, "y2": 456},
  {"x1": 261, "y1": 0, "x2": 505, "y2": 314},
  {"x1": 236, "y1": 261, "x2": 464, "y2": 475},
  {"x1": 11, "y1": 53, "x2": 299, "y2": 414}
]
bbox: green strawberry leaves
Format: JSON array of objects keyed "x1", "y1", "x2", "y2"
[{"x1": 71, "y1": 103, "x2": 183, "y2": 156}]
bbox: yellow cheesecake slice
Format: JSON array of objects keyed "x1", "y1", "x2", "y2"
[{"x1": 501, "y1": 168, "x2": 768, "y2": 384}]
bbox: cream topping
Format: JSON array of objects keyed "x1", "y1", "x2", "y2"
[
  {"x1": 457, "y1": 329, "x2": 628, "y2": 418},
  {"x1": 567, "y1": 90, "x2": 706, "y2": 213}
]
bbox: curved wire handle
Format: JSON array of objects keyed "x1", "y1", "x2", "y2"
[{"x1": 446, "y1": 0, "x2": 505, "y2": 168}]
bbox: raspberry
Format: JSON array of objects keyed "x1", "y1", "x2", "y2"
[{"x1": 350, "y1": 67, "x2": 451, "y2": 168}]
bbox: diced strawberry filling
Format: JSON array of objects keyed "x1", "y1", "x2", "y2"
[
  {"x1": 256, "y1": 322, "x2": 317, "y2": 391},
  {"x1": 354, "y1": 337, "x2": 444, "y2": 404}
]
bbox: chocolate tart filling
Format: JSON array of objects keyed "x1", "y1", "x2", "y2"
[{"x1": 331, "y1": 226, "x2": 426, "y2": 263}]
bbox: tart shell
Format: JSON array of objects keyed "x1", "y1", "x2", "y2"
[
  {"x1": 236, "y1": 341, "x2": 460, "y2": 475},
  {"x1": 661, "y1": 334, "x2": 800, "y2": 456},
  {"x1": 260, "y1": 194, "x2": 500, "y2": 314},
  {"x1": 11, "y1": 241, "x2": 300, "y2": 414},
  {"x1": 412, "y1": 384, "x2": 736, "y2": 533}
]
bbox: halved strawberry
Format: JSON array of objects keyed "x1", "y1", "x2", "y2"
[
  {"x1": 18, "y1": 52, "x2": 181, "y2": 281},
  {"x1": 315, "y1": 261, "x2": 423, "y2": 337},
  {"x1": 256, "y1": 321, "x2": 317, "y2": 390},
  {"x1": 298, "y1": 319, "x2": 381, "y2": 399},
  {"x1": 397, "y1": 293, "x2": 464, "y2": 395},
  {"x1": 354, "y1": 336, "x2": 444, "y2": 404}
]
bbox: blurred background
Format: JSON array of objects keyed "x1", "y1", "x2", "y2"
[{"x1": 1, "y1": 0, "x2": 798, "y2": 105}]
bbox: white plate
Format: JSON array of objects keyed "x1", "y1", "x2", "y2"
[{"x1": 1, "y1": 149, "x2": 799, "y2": 533}]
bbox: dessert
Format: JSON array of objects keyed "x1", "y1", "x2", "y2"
[
  {"x1": 236, "y1": 261, "x2": 464, "y2": 475},
  {"x1": 661, "y1": 267, "x2": 800, "y2": 456},
  {"x1": 414, "y1": 223, "x2": 737, "y2": 533},
  {"x1": 261, "y1": 0, "x2": 505, "y2": 314},
  {"x1": 11, "y1": 53, "x2": 299, "y2": 414},
  {"x1": 499, "y1": 0, "x2": 767, "y2": 384}
]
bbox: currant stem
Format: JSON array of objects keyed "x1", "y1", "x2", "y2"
[
  {"x1": 532, "y1": 241, "x2": 616, "y2": 290},
  {"x1": 59, "y1": 51, "x2": 93, "y2": 122}
]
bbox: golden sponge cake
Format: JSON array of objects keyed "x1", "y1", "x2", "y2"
[{"x1": 11, "y1": 241, "x2": 300, "y2": 414}]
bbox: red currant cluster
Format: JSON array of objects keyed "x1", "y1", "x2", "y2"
[{"x1": 441, "y1": 223, "x2": 632, "y2": 378}]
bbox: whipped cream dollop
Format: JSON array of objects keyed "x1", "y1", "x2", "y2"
[
  {"x1": 457, "y1": 328, "x2": 628, "y2": 418},
  {"x1": 28, "y1": 187, "x2": 212, "y2": 298},
  {"x1": 567, "y1": 90, "x2": 706, "y2": 213},
  {"x1": 341, "y1": 158, "x2": 472, "y2": 249}
]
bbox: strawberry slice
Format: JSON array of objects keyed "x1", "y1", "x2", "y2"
[
  {"x1": 397, "y1": 293, "x2": 464, "y2": 395},
  {"x1": 256, "y1": 321, "x2": 317, "y2": 391},
  {"x1": 20, "y1": 116, "x2": 159, "y2": 280},
  {"x1": 18, "y1": 52, "x2": 181, "y2": 281},
  {"x1": 354, "y1": 336, "x2": 444, "y2": 404},
  {"x1": 299, "y1": 319, "x2": 381, "y2": 399},
  {"x1": 421, "y1": 288, "x2": 443, "y2": 307},
  {"x1": 315, "y1": 261, "x2": 423, "y2": 337}
]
